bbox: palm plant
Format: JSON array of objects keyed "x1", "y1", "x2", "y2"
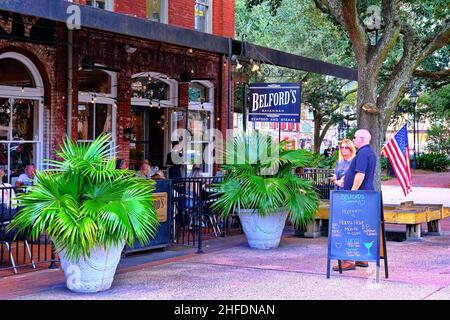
[
  {"x1": 212, "y1": 132, "x2": 320, "y2": 228},
  {"x1": 7, "y1": 134, "x2": 159, "y2": 262}
]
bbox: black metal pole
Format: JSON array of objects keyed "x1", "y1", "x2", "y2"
[
  {"x1": 243, "y1": 83, "x2": 247, "y2": 132},
  {"x1": 48, "y1": 240, "x2": 58, "y2": 269},
  {"x1": 227, "y1": 37, "x2": 233, "y2": 131},
  {"x1": 196, "y1": 180, "x2": 204, "y2": 254},
  {"x1": 412, "y1": 101, "x2": 417, "y2": 170}
]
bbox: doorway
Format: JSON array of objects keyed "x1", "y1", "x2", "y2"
[{"x1": 130, "y1": 106, "x2": 165, "y2": 171}]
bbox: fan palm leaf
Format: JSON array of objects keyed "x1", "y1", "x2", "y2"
[
  {"x1": 212, "y1": 132, "x2": 319, "y2": 226},
  {"x1": 7, "y1": 134, "x2": 159, "y2": 261}
]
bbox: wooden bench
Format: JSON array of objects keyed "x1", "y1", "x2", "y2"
[{"x1": 297, "y1": 201, "x2": 448, "y2": 241}]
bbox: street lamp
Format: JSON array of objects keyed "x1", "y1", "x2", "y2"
[{"x1": 410, "y1": 91, "x2": 419, "y2": 170}]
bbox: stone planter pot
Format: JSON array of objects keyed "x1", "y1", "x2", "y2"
[
  {"x1": 238, "y1": 208, "x2": 288, "y2": 249},
  {"x1": 58, "y1": 241, "x2": 125, "y2": 293}
]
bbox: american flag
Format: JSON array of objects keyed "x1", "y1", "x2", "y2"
[{"x1": 383, "y1": 124, "x2": 412, "y2": 196}]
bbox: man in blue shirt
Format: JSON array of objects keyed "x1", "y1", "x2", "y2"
[
  {"x1": 333, "y1": 129, "x2": 376, "y2": 272},
  {"x1": 343, "y1": 129, "x2": 376, "y2": 191}
]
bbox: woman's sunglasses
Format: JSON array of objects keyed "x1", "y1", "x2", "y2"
[{"x1": 340, "y1": 146, "x2": 350, "y2": 150}]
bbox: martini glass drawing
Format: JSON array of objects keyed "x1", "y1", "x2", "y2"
[{"x1": 364, "y1": 241, "x2": 374, "y2": 256}]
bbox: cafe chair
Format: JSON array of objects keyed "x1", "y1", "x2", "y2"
[
  {"x1": 1, "y1": 205, "x2": 36, "y2": 274},
  {"x1": 201, "y1": 188, "x2": 222, "y2": 237}
]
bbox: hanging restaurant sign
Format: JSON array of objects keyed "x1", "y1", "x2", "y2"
[{"x1": 248, "y1": 83, "x2": 301, "y2": 123}]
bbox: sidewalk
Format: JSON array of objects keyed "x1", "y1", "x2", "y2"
[
  {"x1": 382, "y1": 170, "x2": 450, "y2": 188},
  {"x1": 381, "y1": 185, "x2": 450, "y2": 206},
  {"x1": 2, "y1": 219, "x2": 450, "y2": 300}
]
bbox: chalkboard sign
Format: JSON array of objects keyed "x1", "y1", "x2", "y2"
[{"x1": 326, "y1": 190, "x2": 388, "y2": 281}]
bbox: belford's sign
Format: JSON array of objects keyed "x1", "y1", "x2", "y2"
[{"x1": 248, "y1": 83, "x2": 301, "y2": 123}]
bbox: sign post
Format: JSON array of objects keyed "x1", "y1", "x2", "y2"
[{"x1": 326, "y1": 190, "x2": 388, "y2": 282}]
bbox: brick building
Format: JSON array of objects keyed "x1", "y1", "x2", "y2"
[{"x1": 0, "y1": 0, "x2": 235, "y2": 182}]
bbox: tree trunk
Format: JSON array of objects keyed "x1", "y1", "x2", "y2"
[
  {"x1": 313, "y1": 116, "x2": 321, "y2": 154},
  {"x1": 356, "y1": 66, "x2": 383, "y2": 191}
]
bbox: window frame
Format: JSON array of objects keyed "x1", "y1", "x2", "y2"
[
  {"x1": 86, "y1": 0, "x2": 114, "y2": 11},
  {"x1": 77, "y1": 66, "x2": 117, "y2": 151},
  {"x1": 194, "y1": 0, "x2": 213, "y2": 33},
  {"x1": 146, "y1": 0, "x2": 168, "y2": 24}
]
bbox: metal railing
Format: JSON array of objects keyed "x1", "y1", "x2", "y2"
[
  {"x1": 297, "y1": 168, "x2": 334, "y2": 200},
  {"x1": 0, "y1": 186, "x2": 57, "y2": 277},
  {"x1": 171, "y1": 176, "x2": 242, "y2": 252},
  {"x1": 1, "y1": 168, "x2": 334, "y2": 276}
]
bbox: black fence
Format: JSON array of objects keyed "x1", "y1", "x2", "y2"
[
  {"x1": 1, "y1": 168, "x2": 333, "y2": 276},
  {"x1": 171, "y1": 176, "x2": 242, "y2": 252},
  {"x1": 0, "y1": 186, "x2": 57, "y2": 276},
  {"x1": 170, "y1": 169, "x2": 334, "y2": 248},
  {"x1": 297, "y1": 168, "x2": 334, "y2": 200}
]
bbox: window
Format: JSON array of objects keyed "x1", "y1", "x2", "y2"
[
  {"x1": 185, "y1": 81, "x2": 214, "y2": 175},
  {"x1": 132, "y1": 77, "x2": 170, "y2": 101},
  {"x1": 86, "y1": 0, "x2": 114, "y2": 11},
  {"x1": 195, "y1": 0, "x2": 212, "y2": 33},
  {"x1": 0, "y1": 58, "x2": 35, "y2": 88},
  {"x1": 78, "y1": 68, "x2": 117, "y2": 146},
  {"x1": 0, "y1": 53, "x2": 44, "y2": 184},
  {"x1": 77, "y1": 103, "x2": 112, "y2": 142},
  {"x1": 146, "y1": 0, "x2": 168, "y2": 23},
  {"x1": 79, "y1": 69, "x2": 112, "y2": 95},
  {"x1": 189, "y1": 82, "x2": 210, "y2": 103}
]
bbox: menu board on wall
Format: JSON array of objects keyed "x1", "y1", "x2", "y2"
[{"x1": 326, "y1": 190, "x2": 386, "y2": 281}]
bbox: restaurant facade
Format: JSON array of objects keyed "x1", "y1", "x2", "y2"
[{"x1": 0, "y1": 0, "x2": 235, "y2": 182}]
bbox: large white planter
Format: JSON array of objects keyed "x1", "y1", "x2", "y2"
[
  {"x1": 58, "y1": 241, "x2": 125, "y2": 293},
  {"x1": 238, "y1": 208, "x2": 288, "y2": 249}
]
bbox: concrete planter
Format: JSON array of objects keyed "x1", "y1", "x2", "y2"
[
  {"x1": 58, "y1": 241, "x2": 125, "y2": 293},
  {"x1": 238, "y1": 208, "x2": 288, "y2": 249}
]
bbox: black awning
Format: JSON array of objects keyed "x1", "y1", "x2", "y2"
[{"x1": 0, "y1": 0, "x2": 357, "y2": 80}]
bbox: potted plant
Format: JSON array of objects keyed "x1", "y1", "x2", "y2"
[
  {"x1": 212, "y1": 132, "x2": 319, "y2": 249},
  {"x1": 7, "y1": 134, "x2": 159, "y2": 293}
]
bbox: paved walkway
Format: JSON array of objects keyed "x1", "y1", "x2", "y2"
[
  {"x1": 381, "y1": 185, "x2": 450, "y2": 206},
  {"x1": 2, "y1": 219, "x2": 450, "y2": 300},
  {"x1": 382, "y1": 170, "x2": 450, "y2": 188}
]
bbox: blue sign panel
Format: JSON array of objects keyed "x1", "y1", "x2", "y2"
[
  {"x1": 327, "y1": 190, "x2": 381, "y2": 262},
  {"x1": 248, "y1": 83, "x2": 301, "y2": 123}
]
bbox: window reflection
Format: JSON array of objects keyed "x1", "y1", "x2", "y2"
[
  {"x1": 78, "y1": 69, "x2": 112, "y2": 94},
  {"x1": 189, "y1": 82, "x2": 209, "y2": 103},
  {"x1": 0, "y1": 98, "x2": 11, "y2": 141},
  {"x1": 195, "y1": 0, "x2": 209, "y2": 32},
  {"x1": 77, "y1": 103, "x2": 112, "y2": 141},
  {"x1": 132, "y1": 77, "x2": 169, "y2": 101},
  {"x1": 13, "y1": 100, "x2": 35, "y2": 141}
]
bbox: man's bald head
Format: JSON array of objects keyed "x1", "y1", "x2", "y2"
[{"x1": 353, "y1": 129, "x2": 371, "y2": 148}]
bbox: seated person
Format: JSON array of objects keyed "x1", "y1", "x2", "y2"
[
  {"x1": 136, "y1": 160, "x2": 159, "y2": 179},
  {"x1": 151, "y1": 170, "x2": 166, "y2": 180},
  {"x1": 15, "y1": 164, "x2": 36, "y2": 187},
  {"x1": 0, "y1": 168, "x2": 17, "y2": 221}
]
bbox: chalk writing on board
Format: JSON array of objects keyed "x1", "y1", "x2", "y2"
[
  {"x1": 339, "y1": 193, "x2": 366, "y2": 206},
  {"x1": 328, "y1": 190, "x2": 380, "y2": 262}
]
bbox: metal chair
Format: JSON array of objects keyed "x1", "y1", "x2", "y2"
[{"x1": 1, "y1": 204, "x2": 36, "y2": 274}]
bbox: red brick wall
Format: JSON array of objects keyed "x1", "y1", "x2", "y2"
[
  {"x1": 72, "y1": 30, "x2": 221, "y2": 164},
  {"x1": 213, "y1": 0, "x2": 235, "y2": 38},
  {"x1": 73, "y1": 0, "x2": 234, "y2": 37},
  {"x1": 169, "y1": 0, "x2": 195, "y2": 29},
  {"x1": 115, "y1": 0, "x2": 147, "y2": 19},
  {"x1": 0, "y1": 29, "x2": 68, "y2": 161}
]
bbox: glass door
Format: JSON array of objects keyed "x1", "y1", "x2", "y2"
[{"x1": 0, "y1": 97, "x2": 42, "y2": 184}]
